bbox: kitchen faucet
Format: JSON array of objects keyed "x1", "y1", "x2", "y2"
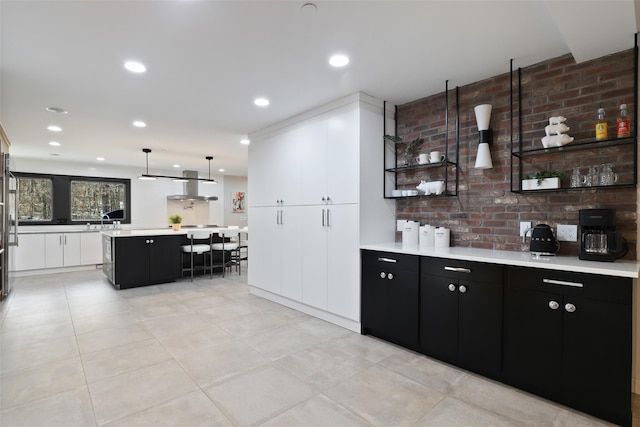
[{"x1": 101, "y1": 214, "x2": 110, "y2": 228}]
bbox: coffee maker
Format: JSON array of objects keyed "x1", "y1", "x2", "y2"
[{"x1": 579, "y1": 209, "x2": 628, "y2": 262}]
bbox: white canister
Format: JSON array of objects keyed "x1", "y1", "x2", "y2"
[
  {"x1": 419, "y1": 225, "x2": 435, "y2": 248},
  {"x1": 402, "y1": 221, "x2": 420, "y2": 245},
  {"x1": 434, "y1": 227, "x2": 450, "y2": 248}
]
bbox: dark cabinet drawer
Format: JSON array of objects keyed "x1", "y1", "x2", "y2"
[
  {"x1": 421, "y1": 256, "x2": 503, "y2": 283},
  {"x1": 506, "y1": 266, "x2": 631, "y2": 305}
]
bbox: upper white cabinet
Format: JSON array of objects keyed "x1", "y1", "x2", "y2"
[
  {"x1": 301, "y1": 105, "x2": 359, "y2": 205},
  {"x1": 249, "y1": 93, "x2": 396, "y2": 331},
  {"x1": 248, "y1": 127, "x2": 302, "y2": 207}
]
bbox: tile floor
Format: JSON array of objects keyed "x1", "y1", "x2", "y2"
[{"x1": 0, "y1": 268, "x2": 633, "y2": 426}]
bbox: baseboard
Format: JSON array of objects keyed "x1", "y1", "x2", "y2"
[{"x1": 249, "y1": 286, "x2": 361, "y2": 333}]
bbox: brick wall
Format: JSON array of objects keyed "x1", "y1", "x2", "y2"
[{"x1": 395, "y1": 48, "x2": 637, "y2": 259}]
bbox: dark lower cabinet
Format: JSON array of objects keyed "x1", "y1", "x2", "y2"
[
  {"x1": 361, "y1": 250, "x2": 419, "y2": 350},
  {"x1": 111, "y1": 235, "x2": 182, "y2": 289},
  {"x1": 420, "y1": 257, "x2": 503, "y2": 379},
  {"x1": 360, "y1": 250, "x2": 633, "y2": 427},
  {"x1": 504, "y1": 266, "x2": 632, "y2": 427}
]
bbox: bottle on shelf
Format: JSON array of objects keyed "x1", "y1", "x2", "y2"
[
  {"x1": 595, "y1": 107, "x2": 608, "y2": 141},
  {"x1": 617, "y1": 104, "x2": 630, "y2": 138}
]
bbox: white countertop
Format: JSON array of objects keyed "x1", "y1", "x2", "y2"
[
  {"x1": 101, "y1": 227, "x2": 245, "y2": 238},
  {"x1": 360, "y1": 243, "x2": 640, "y2": 278}
]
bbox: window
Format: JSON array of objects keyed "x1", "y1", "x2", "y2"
[
  {"x1": 17, "y1": 176, "x2": 53, "y2": 221},
  {"x1": 71, "y1": 180, "x2": 125, "y2": 221},
  {"x1": 15, "y1": 172, "x2": 131, "y2": 225}
]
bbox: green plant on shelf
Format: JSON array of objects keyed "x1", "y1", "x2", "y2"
[
  {"x1": 524, "y1": 170, "x2": 566, "y2": 186},
  {"x1": 385, "y1": 134, "x2": 424, "y2": 166}
]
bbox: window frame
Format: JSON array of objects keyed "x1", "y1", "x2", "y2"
[{"x1": 15, "y1": 172, "x2": 132, "y2": 226}]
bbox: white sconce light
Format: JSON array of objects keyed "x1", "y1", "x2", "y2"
[{"x1": 474, "y1": 104, "x2": 493, "y2": 169}]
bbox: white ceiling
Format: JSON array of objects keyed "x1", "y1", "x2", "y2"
[{"x1": 1, "y1": 1, "x2": 638, "y2": 177}]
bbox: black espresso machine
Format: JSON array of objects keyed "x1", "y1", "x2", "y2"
[{"x1": 578, "y1": 209, "x2": 628, "y2": 262}]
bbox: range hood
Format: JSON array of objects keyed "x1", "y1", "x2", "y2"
[{"x1": 166, "y1": 170, "x2": 218, "y2": 201}]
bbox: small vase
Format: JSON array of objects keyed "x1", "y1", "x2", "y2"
[{"x1": 172, "y1": 223, "x2": 181, "y2": 231}]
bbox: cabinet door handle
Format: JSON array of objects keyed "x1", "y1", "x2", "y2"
[
  {"x1": 459, "y1": 285, "x2": 467, "y2": 293},
  {"x1": 543, "y1": 278, "x2": 584, "y2": 288},
  {"x1": 387, "y1": 273, "x2": 394, "y2": 280},
  {"x1": 444, "y1": 266, "x2": 472, "y2": 273},
  {"x1": 565, "y1": 303, "x2": 576, "y2": 313},
  {"x1": 548, "y1": 300, "x2": 560, "y2": 310},
  {"x1": 448, "y1": 284, "x2": 456, "y2": 292},
  {"x1": 380, "y1": 272, "x2": 386, "y2": 279},
  {"x1": 150, "y1": 239, "x2": 154, "y2": 244},
  {"x1": 377, "y1": 257, "x2": 397, "y2": 263},
  {"x1": 59, "y1": 235, "x2": 62, "y2": 245},
  {"x1": 64, "y1": 235, "x2": 67, "y2": 245},
  {"x1": 326, "y1": 209, "x2": 331, "y2": 227},
  {"x1": 322, "y1": 209, "x2": 325, "y2": 226}
]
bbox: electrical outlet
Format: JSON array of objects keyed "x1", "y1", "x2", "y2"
[
  {"x1": 557, "y1": 224, "x2": 578, "y2": 242},
  {"x1": 519, "y1": 221, "x2": 532, "y2": 237}
]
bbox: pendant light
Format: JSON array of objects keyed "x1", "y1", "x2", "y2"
[
  {"x1": 202, "y1": 156, "x2": 217, "y2": 184},
  {"x1": 138, "y1": 148, "x2": 158, "y2": 180}
]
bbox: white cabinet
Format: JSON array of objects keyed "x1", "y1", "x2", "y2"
[
  {"x1": 81, "y1": 232, "x2": 103, "y2": 265},
  {"x1": 13, "y1": 231, "x2": 102, "y2": 272},
  {"x1": 301, "y1": 105, "x2": 359, "y2": 206},
  {"x1": 248, "y1": 127, "x2": 303, "y2": 208},
  {"x1": 14, "y1": 234, "x2": 46, "y2": 271},
  {"x1": 301, "y1": 204, "x2": 360, "y2": 320},
  {"x1": 249, "y1": 206, "x2": 302, "y2": 300},
  {"x1": 248, "y1": 93, "x2": 396, "y2": 331},
  {"x1": 45, "y1": 233, "x2": 81, "y2": 268}
]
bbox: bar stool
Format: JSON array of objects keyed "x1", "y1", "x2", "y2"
[
  {"x1": 211, "y1": 230, "x2": 239, "y2": 277},
  {"x1": 181, "y1": 230, "x2": 213, "y2": 281}
]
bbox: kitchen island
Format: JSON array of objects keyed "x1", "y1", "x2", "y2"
[{"x1": 102, "y1": 227, "x2": 242, "y2": 289}]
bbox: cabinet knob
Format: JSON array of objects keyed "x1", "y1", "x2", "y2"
[
  {"x1": 387, "y1": 273, "x2": 394, "y2": 280},
  {"x1": 321, "y1": 197, "x2": 325, "y2": 202},
  {"x1": 448, "y1": 284, "x2": 456, "y2": 292},
  {"x1": 458, "y1": 285, "x2": 467, "y2": 293},
  {"x1": 380, "y1": 272, "x2": 386, "y2": 279},
  {"x1": 565, "y1": 303, "x2": 576, "y2": 313},
  {"x1": 548, "y1": 300, "x2": 560, "y2": 310}
]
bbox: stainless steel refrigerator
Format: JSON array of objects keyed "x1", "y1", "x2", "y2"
[{"x1": 1, "y1": 153, "x2": 18, "y2": 300}]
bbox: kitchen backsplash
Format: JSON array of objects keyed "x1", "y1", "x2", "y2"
[{"x1": 394, "y1": 48, "x2": 636, "y2": 259}]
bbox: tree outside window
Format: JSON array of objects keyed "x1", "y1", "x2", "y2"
[{"x1": 17, "y1": 177, "x2": 52, "y2": 221}]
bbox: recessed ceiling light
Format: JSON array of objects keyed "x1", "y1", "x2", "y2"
[
  {"x1": 218, "y1": 168, "x2": 225, "y2": 172},
  {"x1": 48, "y1": 141, "x2": 61, "y2": 146},
  {"x1": 46, "y1": 107, "x2": 68, "y2": 114},
  {"x1": 96, "y1": 157, "x2": 105, "y2": 161},
  {"x1": 240, "y1": 139, "x2": 251, "y2": 145},
  {"x1": 329, "y1": 54, "x2": 349, "y2": 67},
  {"x1": 172, "y1": 164, "x2": 180, "y2": 168},
  {"x1": 132, "y1": 120, "x2": 147, "y2": 128},
  {"x1": 124, "y1": 60, "x2": 146, "y2": 73},
  {"x1": 301, "y1": 3, "x2": 317, "y2": 14},
  {"x1": 50, "y1": 153, "x2": 60, "y2": 157},
  {"x1": 47, "y1": 125, "x2": 62, "y2": 132},
  {"x1": 254, "y1": 97, "x2": 269, "y2": 107}
]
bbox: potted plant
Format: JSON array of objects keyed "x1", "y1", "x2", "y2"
[
  {"x1": 169, "y1": 214, "x2": 183, "y2": 231},
  {"x1": 385, "y1": 134, "x2": 424, "y2": 166},
  {"x1": 522, "y1": 170, "x2": 566, "y2": 190}
]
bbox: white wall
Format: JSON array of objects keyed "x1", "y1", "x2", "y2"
[
  {"x1": 223, "y1": 175, "x2": 248, "y2": 227},
  {"x1": 12, "y1": 158, "x2": 236, "y2": 228}
]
